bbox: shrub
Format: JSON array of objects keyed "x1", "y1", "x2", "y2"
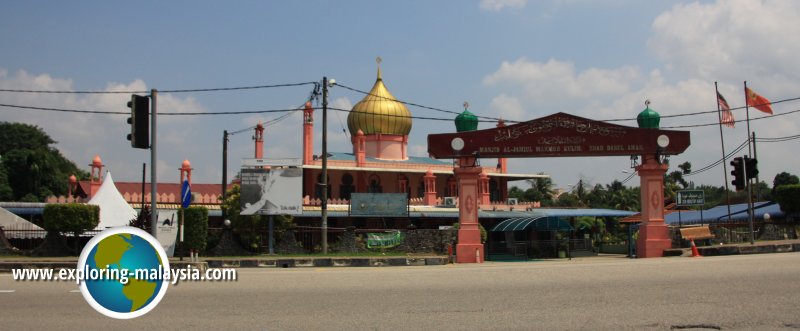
[
  {"x1": 452, "y1": 222, "x2": 487, "y2": 243},
  {"x1": 180, "y1": 206, "x2": 208, "y2": 252},
  {"x1": 42, "y1": 203, "x2": 99, "y2": 235},
  {"x1": 774, "y1": 184, "x2": 800, "y2": 213}
]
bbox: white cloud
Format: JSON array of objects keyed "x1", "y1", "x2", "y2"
[
  {"x1": 649, "y1": 0, "x2": 800, "y2": 85},
  {"x1": 480, "y1": 0, "x2": 527, "y2": 11},
  {"x1": 483, "y1": 58, "x2": 642, "y2": 117},
  {"x1": 488, "y1": 93, "x2": 525, "y2": 121},
  {"x1": 0, "y1": 69, "x2": 216, "y2": 183}
]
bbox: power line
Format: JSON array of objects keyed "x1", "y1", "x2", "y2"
[
  {"x1": 0, "y1": 82, "x2": 319, "y2": 94},
  {"x1": 336, "y1": 80, "x2": 800, "y2": 125},
  {"x1": 683, "y1": 132, "x2": 800, "y2": 178},
  {"x1": 228, "y1": 84, "x2": 320, "y2": 135},
  {"x1": 0, "y1": 103, "x2": 302, "y2": 116},
  {"x1": 662, "y1": 107, "x2": 800, "y2": 129},
  {"x1": 335, "y1": 83, "x2": 505, "y2": 122}
]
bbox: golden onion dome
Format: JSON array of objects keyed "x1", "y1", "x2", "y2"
[{"x1": 347, "y1": 62, "x2": 412, "y2": 136}]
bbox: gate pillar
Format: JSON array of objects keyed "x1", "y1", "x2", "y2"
[
  {"x1": 454, "y1": 157, "x2": 484, "y2": 263},
  {"x1": 636, "y1": 154, "x2": 671, "y2": 257}
]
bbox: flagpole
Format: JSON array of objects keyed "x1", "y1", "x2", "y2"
[
  {"x1": 743, "y1": 81, "x2": 753, "y2": 157},
  {"x1": 715, "y1": 82, "x2": 732, "y2": 222},
  {"x1": 743, "y1": 81, "x2": 755, "y2": 244}
]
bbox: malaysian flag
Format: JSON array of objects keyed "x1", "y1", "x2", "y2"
[{"x1": 717, "y1": 92, "x2": 735, "y2": 128}]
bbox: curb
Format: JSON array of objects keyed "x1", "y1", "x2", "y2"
[
  {"x1": 206, "y1": 256, "x2": 449, "y2": 268},
  {"x1": 0, "y1": 261, "x2": 208, "y2": 273}
]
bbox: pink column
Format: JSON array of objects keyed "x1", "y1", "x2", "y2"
[
  {"x1": 455, "y1": 157, "x2": 484, "y2": 263},
  {"x1": 478, "y1": 171, "x2": 490, "y2": 205},
  {"x1": 423, "y1": 169, "x2": 437, "y2": 206},
  {"x1": 635, "y1": 154, "x2": 671, "y2": 258}
]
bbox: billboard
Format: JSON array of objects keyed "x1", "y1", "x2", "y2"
[
  {"x1": 349, "y1": 193, "x2": 408, "y2": 217},
  {"x1": 240, "y1": 166, "x2": 303, "y2": 215}
]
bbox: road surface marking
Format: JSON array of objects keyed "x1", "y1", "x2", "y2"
[{"x1": 0, "y1": 290, "x2": 16, "y2": 293}]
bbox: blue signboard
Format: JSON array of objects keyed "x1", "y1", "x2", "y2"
[
  {"x1": 181, "y1": 180, "x2": 192, "y2": 209},
  {"x1": 349, "y1": 193, "x2": 408, "y2": 217}
]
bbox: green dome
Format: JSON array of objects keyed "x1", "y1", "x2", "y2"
[
  {"x1": 637, "y1": 105, "x2": 660, "y2": 129},
  {"x1": 455, "y1": 110, "x2": 478, "y2": 132}
]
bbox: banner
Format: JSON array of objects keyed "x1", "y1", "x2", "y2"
[
  {"x1": 240, "y1": 166, "x2": 303, "y2": 215},
  {"x1": 366, "y1": 230, "x2": 404, "y2": 250}
]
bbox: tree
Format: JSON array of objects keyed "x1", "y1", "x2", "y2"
[
  {"x1": 665, "y1": 161, "x2": 692, "y2": 203},
  {"x1": 221, "y1": 184, "x2": 295, "y2": 252},
  {"x1": 0, "y1": 122, "x2": 89, "y2": 201},
  {"x1": 525, "y1": 175, "x2": 555, "y2": 204},
  {"x1": 774, "y1": 184, "x2": 800, "y2": 213},
  {"x1": 773, "y1": 172, "x2": 799, "y2": 190}
]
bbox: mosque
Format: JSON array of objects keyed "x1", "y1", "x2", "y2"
[{"x1": 32, "y1": 63, "x2": 545, "y2": 231}]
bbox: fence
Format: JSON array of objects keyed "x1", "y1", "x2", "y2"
[
  {"x1": 488, "y1": 239, "x2": 592, "y2": 259},
  {"x1": 2, "y1": 223, "x2": 102, "y2": 252}
]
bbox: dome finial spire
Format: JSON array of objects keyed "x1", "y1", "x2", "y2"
[{"x1": 376, "y1": 56, "x2": 383, "y2": 80}]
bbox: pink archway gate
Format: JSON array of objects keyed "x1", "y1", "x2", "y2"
[{"x1": 428, "y1": 112, "x2": 691, "y2": 262}]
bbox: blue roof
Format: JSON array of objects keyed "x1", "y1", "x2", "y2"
[
  {"x1": 299, "y1": 207, "x2": 636, "y2": 220},
  {"x1": 664, "y1": 201, "x2": 783, "y2": 225}
]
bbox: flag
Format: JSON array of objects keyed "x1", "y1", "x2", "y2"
[
  {"x1": 745, "y1": 87, "x2": 773, "y2": 114},
  {"x1": 717, "y1": 92, "x2": 735, "y2": 128}
]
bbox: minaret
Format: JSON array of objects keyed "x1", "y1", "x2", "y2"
[
  {"x1": 302, "y1": 102, "x2": 314, "y2": 165},
  {"x1": 180, "y1": 159, "x2": 193, "y2": 185},
  {"x1": 68, "y1": 174, "x2": 77, "y2": 199},
  {"x1": 89, "y1": 155, "x2": 104, "y2": 198},
  {"x1": 254, "y1": 120, "x2": 264, "y2": 159},
  {"x1": 354, "y1": 129, "x2": 366, "y2": 167},
  {"x1": 496, "y1": 119, "x2": 508, "y2": 173}
]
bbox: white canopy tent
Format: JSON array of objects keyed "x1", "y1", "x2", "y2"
[{"x1": 88, "y1": 172, "x2": 138, "y2": 230}]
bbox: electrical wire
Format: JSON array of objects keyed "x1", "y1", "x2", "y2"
[
  {"x1": 335, "y1": 83, "x2": 505, "y2": 122},
  {"x1": 0, "y1": 82, "x2": 319, "y2": 94},
  {"x1": 0, "y1": 103, "x2": 301, "y2": 115}
]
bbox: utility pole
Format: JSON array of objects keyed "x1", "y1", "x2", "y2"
[
  {"x1": 221, "y1": 130, "x2": 229, "y2": 221},
  {"x1": 150, "y1": 89, "x2": 158, "y2": 237},
  {"x1": 321, "y1": 77, "x2": 329, "y2": 254}
]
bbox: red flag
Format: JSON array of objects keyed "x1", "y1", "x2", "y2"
[
  {"x1": 717, "y1": 92, "x2": 735, "y2": 128},
  {"x1": 745, "y1": 87, "x2": 773, "y2": 114}
]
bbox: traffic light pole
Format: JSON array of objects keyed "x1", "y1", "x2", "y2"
[
  {"x1": 221, "y1": 130, "x2": 228, "y2": 222},
  {"x1": 150, "y1": 89, "x2": 158, "y2": 237},
  {"x1": 744, "y1": 156, "x2": 755, "y2": 245}
]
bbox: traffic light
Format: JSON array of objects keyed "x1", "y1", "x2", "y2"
[
  {"x1": 744, "y1": 156, "x2": 759, "y2": 180},
  {"x1": 730, "y1": 157, "x2": 745, "y2": 191},
  {"x1": 127, "y1": 94, "x2": 150, "y2": 149}
]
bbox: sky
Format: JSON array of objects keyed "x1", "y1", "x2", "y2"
[{"x1": 1, "y1": 0, "x2": 799, "y2": 193}]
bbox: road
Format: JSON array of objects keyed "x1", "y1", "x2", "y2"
[{"x1": 2, "y1": 253, "x2": 800, "y2": 330}]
